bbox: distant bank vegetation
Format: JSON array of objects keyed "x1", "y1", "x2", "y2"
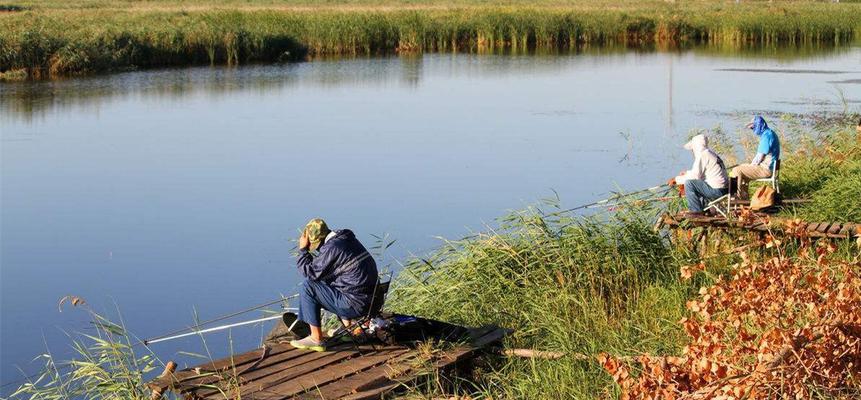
[{"x1": 1, "y1": 0, "x2": 860, "y2": 79}]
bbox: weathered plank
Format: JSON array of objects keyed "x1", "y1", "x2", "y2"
[
  {"x1": 808, "y1": 222, "x2": 826, "y2": 232},
  {"x1": 201, "y1": 349, "x2": 364, "y2": 398},
  {"x1": 341, "y1": 382, "x2": 402, "y2": 400},
  {"x1": 152, "y1": 326, "x2": 509, "y2": 400},
  {"x1": 147, "y1": 344, "x2": 296, "y2": 391},
  {"x1": 296, "y1": 353, "x2": 420, "y2": 400},
  {"x1": 256, "y1": 349, "x2": 413, "y2": 399},
  {"x1": 191, "y1": 348, "x2": 341, "y2": 398},
  {"x1": 662, "y1": 213, "x2": 857, "y2": 240}
]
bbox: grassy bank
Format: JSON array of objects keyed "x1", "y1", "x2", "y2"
[
  {"x1": 386, "y1": 115, "x2": 861, "y2": 398},
  {"x1": 777, "y1": 115, "x2": 861, "y2": 222},
  {"x1": 1, "y1": 0, "x2": 860, "y2": 79},
  {"x1": 389, "y1": 208, "x2": 693, "y2": 398}
]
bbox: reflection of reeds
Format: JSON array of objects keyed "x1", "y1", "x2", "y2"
[{"x1": 2, "y1": 1, "x2": 860, "y2": 78}]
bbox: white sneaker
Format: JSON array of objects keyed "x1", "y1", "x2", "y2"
[{"x1": 289, "y1": 336, "x2": 326, "y2": 352}]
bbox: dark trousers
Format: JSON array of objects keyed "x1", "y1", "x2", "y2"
[
  {"x1": 685, "y1": 179, "x2": 728, "y2": 213},
  {"x1": 298, "y1": 279, "x2": 363, "y2": 327}
]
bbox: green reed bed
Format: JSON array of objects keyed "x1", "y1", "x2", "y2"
[
  {"x1": 2, "y1": 1, "x2": 861, "y2": 78},
  {"x1": 387, "y1": 207, "x2": 697, "y2": 398},
  {"x1": 776, "y1": 115, "x2": 861, "y2": 222}
]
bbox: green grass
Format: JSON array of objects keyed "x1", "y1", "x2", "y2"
[
  {"x1": 388, "y1": 207, "x2": 695, "y2": 398},
  {"x1": 770, "y1": 114, "x2": 861, "y2": 221},
  {"x1": 1, "y1": 0, "x2": 860, "y2": 78}
]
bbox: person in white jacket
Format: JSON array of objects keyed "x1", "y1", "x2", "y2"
[{"x1": 668, "y1": 134, "x2": 729, "y2": 216}]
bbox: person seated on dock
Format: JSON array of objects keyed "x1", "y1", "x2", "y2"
[
  {"x1": 668, "y1": 133, "x2": 728, "y2": 217},
  {"x1": 731, "y1": 115, "x2": 780, "y2": 200},
  {"x1": 290, "y1": 218, "x2": 378, "y2": 352}
]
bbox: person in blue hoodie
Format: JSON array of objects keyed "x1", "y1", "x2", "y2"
[
  {"x1": 731, "y1": 115, "x2": 780, "y2": 199},
  {"x1": 290, "y1": 218, "x2": 378, "y2": 352}
]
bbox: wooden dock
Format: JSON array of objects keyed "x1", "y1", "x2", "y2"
[
  {"x1": 659, "y1": 213, "x2": 860, "y2": 240},
  {"x1": 148, "y1": 326, "x2": 508, "y2": 400}
]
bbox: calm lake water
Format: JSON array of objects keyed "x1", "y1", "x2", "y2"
[{"x1": 2, "y1": 45, "x2": 860, "y2": 387}]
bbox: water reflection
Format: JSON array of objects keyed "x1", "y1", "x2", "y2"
[{"x1": 2, "y1": 43, "x2": 856, "y2": 122}]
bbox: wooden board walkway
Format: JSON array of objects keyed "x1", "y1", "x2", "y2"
[
  {"x1": 148, "y1": 326, "x2": 508, "y2": 400},
  {"x1": 659, "y1": 213, "x2": 860, "y2": 240}
]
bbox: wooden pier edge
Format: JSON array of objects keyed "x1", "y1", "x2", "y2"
[
  {"x1": 147, "y1": 325, "x2": 510, "y2": 400},
  {"x1": 658, "y1": 212, "x2": 860, "y2": 241}
]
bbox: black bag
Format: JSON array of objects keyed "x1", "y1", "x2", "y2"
[
  {"x1": 263, "y1": 312, "x2": 311, "y2": 345},
  {"x1": 372, "y1": 314, "x2": 469, "y2": 346}
]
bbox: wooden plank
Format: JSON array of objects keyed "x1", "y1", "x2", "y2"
[
  {"x1": 312, "y1": 330, "x2": 505, "y2": 400},
  {"x1": 147, "y1": 344, "x2": 296, "y2": 391},
  {"x1": 281, "y1": 329, "x2": 504, "y2": 400},
  {"x1": 807, "y1": 222, "x2": 825, "y2": 232},
  {"x1": 261, "y1": 348, "x2": 413, "y2": 399},
  {"x1": 817, "y1": 223, "x2": 832, "y2": 233},
  {"x1": 340, "y1": 382, "x2": 402, "y2": 400},
  {"x1": 229, "y1": 349, "x2": 367, "y2": 399},
  {"x1": 433, "y1": 327, "x2": 510, "y2": 370},
  {"x1": 746, "y1": 220, "x2": 767, "y2": 231},
  {"x1": 155, "y1": 325, "x2": 511, "y2": 400},
  {"x1": 827, "y1": 223, "x2": 843, "y2": 235},
  {"x1": 298, "y1": 353, "x2": 421, "y2": 399},
  {"x1": 807, "y1": 223, "x2": 831, "y2": 238},
  {"x1": 189, "y1": 347, "x2": 338, "y2": 398}
]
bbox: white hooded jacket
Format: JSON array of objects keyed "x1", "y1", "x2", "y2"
[{"x1": 675, "y1": 134, "x2": 728, "y2": 190}]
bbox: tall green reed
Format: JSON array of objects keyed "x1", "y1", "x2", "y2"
[
  {"x1": 2, "y1": 2, "x2": 860, "y2": 78},
  {"x1": 388, "y1": 202, "x2": 695, "y2": 397},
  {"x1": 4, "y1": 306, "x2": 159, "y2": 400}
]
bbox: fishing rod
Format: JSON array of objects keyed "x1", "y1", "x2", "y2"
[
  {"x1": 140, "y1": 294, "x2": 299, "y2": 346},
  {"x1": 548, "y1": 159, "x2": 742, "y2": 217},
  {"x1": 546, "y1": 183, "x2": 670, "y2": 216},
  {"x1": 143, "y1": 308, "x2": 298, "y2": 346},
  {"x1": 595, "y1": 195, "x2": 676, "y2": 211},
  {"x1": 0, "y1": 296, "x2": 300, "y2": 389}
]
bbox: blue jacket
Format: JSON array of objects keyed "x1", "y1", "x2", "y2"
[
  {"x1": 751, "y1": 116, "x2": 780, "y2": 170},
  {"x1": 296, "y1": 229, "x2": 378, "y2": 311}
]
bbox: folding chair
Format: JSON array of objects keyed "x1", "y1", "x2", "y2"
[
  {"x1": 706, "y1": 193, "x2": 733, "y2": 219},
  {"x1": 707, "y1": 159, "x2": 780, "y2": 218},
  {"x1": 327, "y1": 274, "x2": 391, "y2": 347},
  {"x1": 753, "y1": 159, "x2": 780, "y2": 193}
]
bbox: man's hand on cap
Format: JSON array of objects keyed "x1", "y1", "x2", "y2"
[{"x1": 299, "y1": 231, "x2": 310, "y2": 250}]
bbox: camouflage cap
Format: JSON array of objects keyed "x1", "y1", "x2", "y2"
[{"x1": 304, "y1": 218, "x2": 331, "y2": 251}]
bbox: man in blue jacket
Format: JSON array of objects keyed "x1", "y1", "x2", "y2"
[
  {"x1": 290, "y1": 218, "x2": 378, "y2": 352},
  {"x1": 731, "y1": 115, "x2": 781, "y2": 199}
]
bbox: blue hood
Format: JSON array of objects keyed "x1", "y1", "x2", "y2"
[{"x1": 751, "y1": 115, "x2": 769, "y2": 136}]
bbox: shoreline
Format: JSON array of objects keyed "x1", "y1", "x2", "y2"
[{"x1": 2, "y1": 2, "x2": 861, "y2": 80}]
